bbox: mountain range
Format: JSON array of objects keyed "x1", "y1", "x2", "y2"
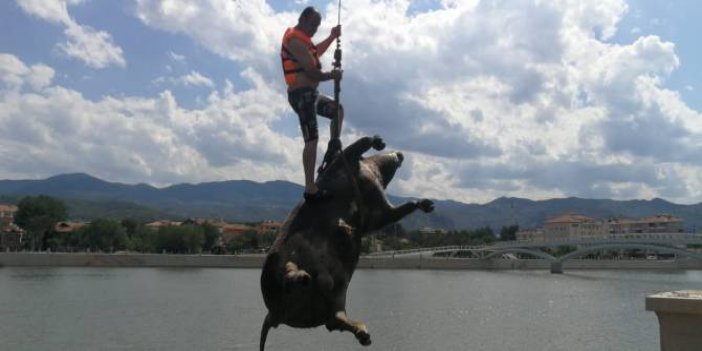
[{"x1": 1, "y1": 173, "x2": 701, "y2": 231}]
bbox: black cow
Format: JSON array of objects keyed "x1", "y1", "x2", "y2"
[{"x1": 259, "y1": 135, "x2": 434, "y2": 350}]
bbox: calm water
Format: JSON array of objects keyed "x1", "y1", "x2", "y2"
[{"x1": 1, "y1": 267, "x2": 700, "y2": 351}]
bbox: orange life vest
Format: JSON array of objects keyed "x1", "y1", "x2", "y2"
[{"x1": 281, "y1": 27, "x2": 321, "y2": 86}]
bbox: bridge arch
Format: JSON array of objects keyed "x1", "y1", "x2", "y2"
[
  {"x1": 483, "y1": 248, "x2": 556, "y2": 261},
  {"x1": 556, "y1": 243, "x2": 702, "y2": 264}
]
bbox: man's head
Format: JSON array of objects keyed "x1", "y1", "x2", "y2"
[{"x1": 297, "y1": 6, "x2": 321, "y2": 37}]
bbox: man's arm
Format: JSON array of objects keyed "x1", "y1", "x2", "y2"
[
  {"x1": 316, "y1": 25, "x2": 341, "y2": 56},
  {"x1": 287, "y1": 38, "x2": 335, "y2": 82}
]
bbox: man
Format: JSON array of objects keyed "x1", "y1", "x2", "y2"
[{"x1": 281, "y1": 6, "x2": 343, "y2": 202}]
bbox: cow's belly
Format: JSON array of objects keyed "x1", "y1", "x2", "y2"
[{"x1": 282, "y1": 289, "x2": 333, "y2": 328}]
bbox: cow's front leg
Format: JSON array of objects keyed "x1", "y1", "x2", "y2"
[
  {"x1": 342, "y1": 135, "x2": 385, "y2": 161},
  {"x1": 326, "y1": 311, "x2": 371, "y2": 346},
  {"x1": 376, "y1": 199, "x2": 435, "y2": 228}
]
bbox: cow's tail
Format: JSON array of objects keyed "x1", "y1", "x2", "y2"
[{"x1": 260, "y1": 312, "x2": 273, "y2": 351}]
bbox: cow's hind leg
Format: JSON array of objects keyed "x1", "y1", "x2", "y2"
[
  {"x1": 326, "y1": 311, "x2": 371, "y2": 346},
  {"x1": 284, "y1": 261, "x2": 310, "y2": 287}
]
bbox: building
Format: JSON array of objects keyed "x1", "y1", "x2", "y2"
[
  {"x1": 257, "y1": 220, "x2": 282, "y2": 235},
  {"x1": 516, "y1": 228, "x2": 545, "y2": 241},
  {"x1": 543, "y1": 213, "x2": 603, "y2": 240},
  {"x1": 145, "y1": 220, "x2": 184, "y2": 231},
  {"x1": 418, "y1": 226, "x2": 446, "y2": 235},
  {"x1": 0, "y1": 204, "x2": 18, "y2": 228},
  {"x1": 54, "y1": 221, "x2": 88, "y2": 233},
  {"x1": 1, "y1": 204, "x2": 22, "y2": 251},
  {"x1": 509, "y1": 211, "x2": 688, "y2": 242},
  {"x1": 605, "y1": 214, "x2": 683, "y2": 234},
  {"x1": 1, "y1": 223, "x2": 23, "y2": 251},
  {"x1": 220, "y1": 223, "x2": 255, "y2": 244},
  {"x1": 1, "y1": 226, "x2": 23, "y2": 251}
]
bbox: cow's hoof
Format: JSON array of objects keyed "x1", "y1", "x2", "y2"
[
  {"x1": 371, "y1": 135, "x2": 385, "y2": 151},
  {"x1": 338, "y1": 219, "x2": 355, "y2": 237},
  {"x1": 295, "y1": 270, "x2": 311, "y2": 285},
  {"x1": 285, "y1": 269, "x2": 311, "y2": 285},
  {"x1": 417, "y1": 199, "x2": 435, "y2": 213},
  {"x1": 356, "y1": 330, "x2": 371, "y2": 346}
]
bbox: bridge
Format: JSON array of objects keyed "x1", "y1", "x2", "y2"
[{"x1": 365, "y1": 233, "x2": 702, "y2": 273}]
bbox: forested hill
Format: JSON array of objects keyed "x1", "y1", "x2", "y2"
[{"x1": 1, "y1": 173, "x2": 701, "y2": 231}]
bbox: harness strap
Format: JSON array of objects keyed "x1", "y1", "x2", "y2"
[
  {"x1": 281, "y1": 46, "x2": 297, "y2": 61},
  {"x1": 283, "y1": 68, "x2": 304, "y2": 74}
]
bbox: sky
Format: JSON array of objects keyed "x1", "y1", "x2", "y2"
[{"x1": 1, "y1": 0, "x2": 702, "y2": 205}]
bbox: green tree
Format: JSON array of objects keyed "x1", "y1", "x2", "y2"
[
  {"x1": 43, "y1": 232, "x2": 66, "y2": 252},
  {"x1": 155, "y1": 225, "x2": 204, "y2": 253},
  {"x1": 120, "y1": 218, "x2": 155, "y2": 252},
  {"x1": 226, "y1": 230, "x2": 259, "y2": 252},
  {"x1": 472, "y1": 226, "x2": 496, "y2": 245},
  {"x1": 499, "y1": 225, "x2": 519, "y2": 241},
  {"x1": 201, "y1": 223, "x2": 222, "y2": 251},
  {"x1": 361, "y1": 236, "x2": 373, "y2": 254},
  {"x1": 80, "y1": 219, "x2": 128, "y2": 252},
  {"x1": 182, "y1": 225, "x2": 204, "y2": 253},
  {"x1": 14, "y1": 196, "x2": 68, "y2": 251},
  {"x1": 63, "y1": 228, "x2": 86, "y2": 251},
  {"x1": 258, "y1": 230, "x2": 277, "y2": 249},
  {"x1": 121, "y1": 218, "x2": 139, "y2": 237},
  {"x1": 406, "y1": 226, "x2": 496, "y2": 248},
  {"x1": 126, "y1": 224, "x2": 155, "y2": 252}
]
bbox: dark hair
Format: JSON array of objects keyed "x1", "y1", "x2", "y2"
[{"x1": 299, "y1": 6, "x2": 320, "y2": 23}]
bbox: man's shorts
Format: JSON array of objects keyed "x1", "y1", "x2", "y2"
[{"x1": 288, "y1": 87, "x2": 340, "y2": 142}]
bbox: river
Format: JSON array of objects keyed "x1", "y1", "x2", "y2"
[{"x1": 1, "y1": 267, "x2": 700, "y2": 350}]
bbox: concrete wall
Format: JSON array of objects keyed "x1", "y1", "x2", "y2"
[
  {"x1": 359, "y1": 257, "x2": 702, "y2": 270},
  {"x1": 647, "y1": 291, "x2": 702, "y2": 351},
  {"x1": 0, "y1": 252, "x2": 263, "y2": 268},
  {"x1": 2, "y1": 252, "x2": 701, "y2": 270}
]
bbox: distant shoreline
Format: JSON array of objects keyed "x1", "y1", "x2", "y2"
[{"x1": 2, "y1": 252, "x2": 702, "y2": 271}]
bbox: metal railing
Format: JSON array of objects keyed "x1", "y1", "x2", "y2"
[{"x1": 366, "y1": 233, "x2": 702, "y2": 257}]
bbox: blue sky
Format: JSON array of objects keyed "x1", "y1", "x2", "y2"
[{"x1": 1, "y1": 0, "x2": 702, "y2": 205}]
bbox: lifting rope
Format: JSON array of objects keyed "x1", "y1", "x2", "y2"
[
  {"x1": 333, "y1": 0, "x2": 342, "y2": 123},
  {"x1": 319, "y1": 0, "x2": 344, "y2": 172},
  {"x1": 331, "y1": 0, "x2": 369, "y2": 233}
]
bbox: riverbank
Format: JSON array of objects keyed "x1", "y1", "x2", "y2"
[{"x1": 2, "y1": 252, "x2": 702, "y2": 270}]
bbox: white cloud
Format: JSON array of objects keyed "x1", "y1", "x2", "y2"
[
  {"x1": 58, "y1": 22, "x2": 126, "y2": 69},
  {"x1": 16, "y1": 0, "x2": 71, "y2": 25},
  {"x1": 168, "y1": 51, "x2": 186, "y2": 64},
  {"x1": 0, "y1": 53, "x2": 55, "y2": 90},
  {"x1": 135, "y1": 0, "x2": 288, "y2": 68},
  {"x1": 153, "y1": 71, "x2": 215, "y2": 89},
  {"x1": 6, "y1": 0, "x2": 702, "y2": 204},
  {"x1": 27, "y1": 64, "x2": 56, "y2": 90},
  {"x1": 0, "y1": 54, "x2": 301, "y2": 186},
  {"x1": 180, "y1": 71, "x2": 215, "y2": 88},
  {"x1": 16, "y1": 0, "x2": 126, "y2": 69}
]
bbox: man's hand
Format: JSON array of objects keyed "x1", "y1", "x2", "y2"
[
  {"x1": 330, "y1": 25, "x2": 341, "y2": 40},
  {"x1": 329, "y1": 69, "x2": 343, "y2": 81}
]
